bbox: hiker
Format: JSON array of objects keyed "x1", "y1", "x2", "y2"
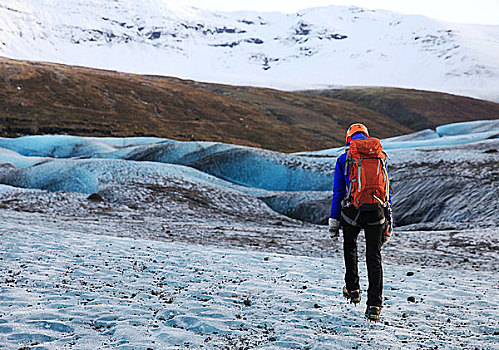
[{"x1": 328, "y1": 123, "x2": 393, "y2": 321}]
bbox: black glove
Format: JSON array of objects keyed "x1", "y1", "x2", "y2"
[{"x1": 383, "y1": 207, "x2": 393, "y2": 244}]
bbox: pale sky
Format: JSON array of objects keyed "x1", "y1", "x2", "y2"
[{"x1": 168, "y1": 0, "x2": 499, "y2": 25}]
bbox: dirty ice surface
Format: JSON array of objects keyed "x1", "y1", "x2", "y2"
[
  {"x1": 0, "y1": 120, "x2": 498, "y2": 348},
  {"x1": 0, "y1": 220, "x2": 498, "y2": 349}
]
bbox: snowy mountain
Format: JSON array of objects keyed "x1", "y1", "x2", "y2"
[{"x1": 1, "y1": 0, "x2": 498, "y2": 101}]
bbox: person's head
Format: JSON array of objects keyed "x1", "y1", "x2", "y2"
[{"x1": 346, "y1": 123, "x2": 369, "y2": 144}]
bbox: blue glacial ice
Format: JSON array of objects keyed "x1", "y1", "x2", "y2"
[
  {"x1": 98, "y1": 140, "x2": 333, "y2": 191},
  {"x1": 0, "y1": 119, "x2": 497, "y2": 225},
  {"x1": 0, "y1": 135, "x2": 164, "y2": 158},
  {"x1": 436, "y1": 119, "x2": 499, "y2": 136},
  {"x1": 0, "y1": 136, "x2": 333, "y2": 192},
  {"x1": 1, "y1": 119, "x2": 497, "y2": 190},
  {"x1": 301, "y1": 119, "x2": 499, "y2": 156},
  {"x1": 0, "y1": 135, "x2": 115, "y2": 158},
  {"x1": 0, "y1": 158, "x2": 262, "y2": 196},
  {"x1": 0, "y1": 147, "x2": 48, "y2": 168}
]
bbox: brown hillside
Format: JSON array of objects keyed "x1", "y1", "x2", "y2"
[
  {"x1": 305, "y1": 87, "x2": 499, "y2": 131},
  {"x1": 1, "y1": 57, "x2": 497, "y2": 152}
]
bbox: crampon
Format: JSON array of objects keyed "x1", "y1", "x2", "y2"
[
  {"x1": 365, "y1": 306, "x2": 382, "y2": 322},
  {"x1": 343, "y1": 286, "x2": 361, "y2": 305}
]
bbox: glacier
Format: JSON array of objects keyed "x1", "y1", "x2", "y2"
[
  {"x1": 0, "y1": 119, "x2": 497, "y2": 227},
  {"x1": 296, "y1": 119, "x2": 499, "y2": 156},
  {"x1": 0, "y1": 120, "x2": 498, "y2": 348},
  {"x1": 0, "y1": 0, "x2": 498, "y2": 101},
  {"x1": 0, "y1": 225, "x2": 497, "y2": 349}
]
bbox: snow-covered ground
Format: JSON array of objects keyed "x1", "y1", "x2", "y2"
[
  {"x1": 1, "y1": 216, "x2": 498, "y2": 349},
  {"x1": 0, "y1": 0, "x2": 498, "y2": 101},
  {"x1": 0, "y1": 120, "x2": 498, "y2": 348}
]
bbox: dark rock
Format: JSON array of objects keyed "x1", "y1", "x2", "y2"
[
  {"x1": 0, "y1": 162, "x2": 15, "y2": 170},
  {"x1": 87, "y1": 193, "x2": 105, "y2": 202},
  {"x1": 245, "y1": 38, "x2": 264, "y2": 44},
  {"x1": 149, "y1": 31, "x2": 161, "y2": 40},
  {"x1": 331, "y1": 33, "x2": 347, "y2": 40},
  {"x1": 212, "y1": 41, "x2": 240, "y2": 48},
  {"x1": 295, "y1": 22, "x2": 311, "y2": 36}
]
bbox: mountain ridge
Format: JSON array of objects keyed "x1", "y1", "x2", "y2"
[
  {"x1": 1, "y1": 57, "x2": 499, "y2": 152},
  {"x1": 0, "y1": 0, "x2": 498, "y2": 101}
]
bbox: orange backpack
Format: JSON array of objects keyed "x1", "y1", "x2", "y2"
[{"x1": 342, "y1": 137, "x2": 390, "y2": 210}]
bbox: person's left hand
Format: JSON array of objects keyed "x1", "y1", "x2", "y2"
[
  {"x1": 383, "y1": 207, "x2": 393, "y2": 244},
  {"x1": 383, "y1": 221, "x2": 392, "y2": 244}
]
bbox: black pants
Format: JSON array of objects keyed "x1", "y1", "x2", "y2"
[{"x1": 341, "y1": 206, "x2": 385, "y2": 307}]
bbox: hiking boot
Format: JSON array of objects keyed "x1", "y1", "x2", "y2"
[
  {"x1": 365, "y1": 305, "x2": 382, "y2": 322},
  {"x1": 343, "y1": 286, "x2": 361, "y2": 305}
]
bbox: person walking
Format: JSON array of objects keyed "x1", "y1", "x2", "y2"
[{"x1": 328, "y1": 123, "x2": 393, "y2": 321}]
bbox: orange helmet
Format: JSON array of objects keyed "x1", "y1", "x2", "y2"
[{"x1": 346, "y1": 123, "x2": 369, "y2": 144}]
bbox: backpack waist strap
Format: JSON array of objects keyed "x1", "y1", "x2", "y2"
[{"x1": 341, "y1": 210, "x2": 386, "y2": 227}]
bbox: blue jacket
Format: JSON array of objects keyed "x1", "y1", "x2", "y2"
[{"x1": 329, "y1": 133, "x2": 392, "y2": 220}]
